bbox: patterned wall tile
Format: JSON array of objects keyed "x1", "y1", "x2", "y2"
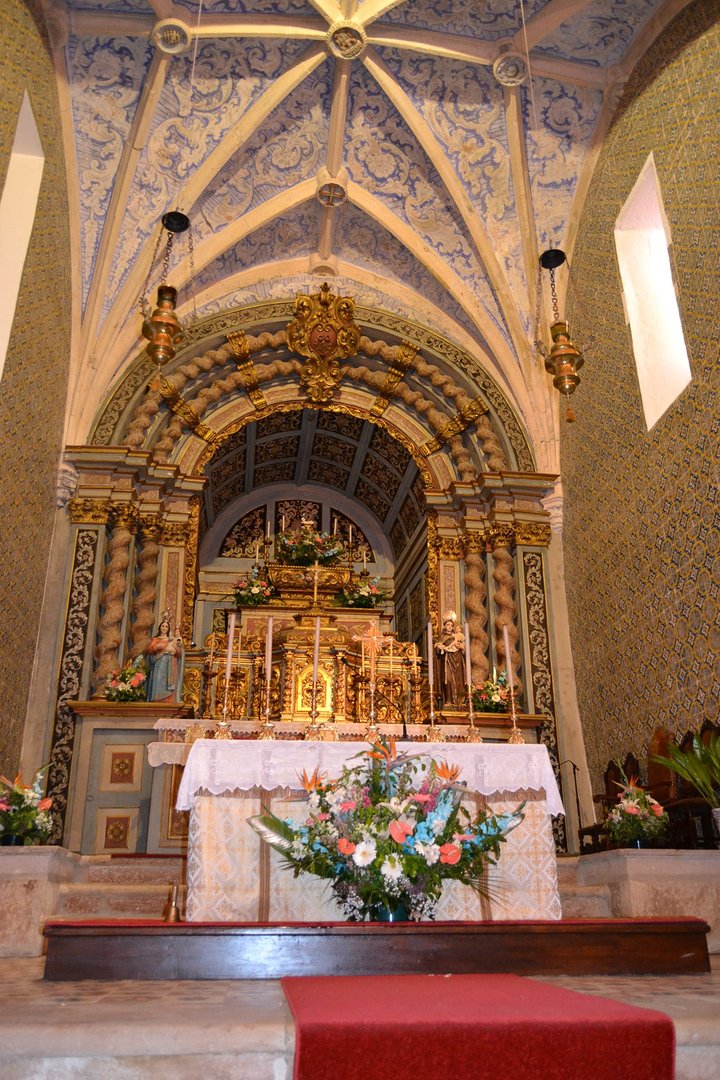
[
  {"x1": 563, "y1": 2, "x2": 720, "y2": 790},
  {"x1": 0, "y1": 1, "x2": 72, "y2": 776}
]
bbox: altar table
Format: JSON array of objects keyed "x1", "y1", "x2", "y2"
[{"x1": 176, "y1": 740, "x2": 564, "y2": 923}]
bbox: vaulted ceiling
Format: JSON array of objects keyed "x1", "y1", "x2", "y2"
[{"x1": 54, "y1": 0, "x2": 686, "y2": 456}]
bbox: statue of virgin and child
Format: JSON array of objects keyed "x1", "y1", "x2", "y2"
[{"x1": 144, "y1": 612, "x2": 185, "y2": 703}]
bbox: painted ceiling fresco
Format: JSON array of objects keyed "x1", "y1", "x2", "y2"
[{"x1": 55, "y1": 0, "x2": 681, "y2": 437}]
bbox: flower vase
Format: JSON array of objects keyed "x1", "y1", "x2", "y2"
[
  {"x1": 1, "y1": 835, "x2": 25, "y2": 846},
  {"x1": 368, "y1": 900, "x2": 409, "y2": 922}
]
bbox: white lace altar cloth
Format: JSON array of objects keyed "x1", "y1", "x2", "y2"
[
  {"x1": 181, "y1": 741, "x2": 564, "y2": 923},
  {"x1": 176, "y1": 740, "x2": 563, "y2": 814}
]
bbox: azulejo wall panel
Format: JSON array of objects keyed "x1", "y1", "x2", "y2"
[
  {"x1": 0, "y1": 1, "x2": 72, "y2": 776},
  {"x1": 563, "y1": 1, "x2": 720, "y2": 790}
]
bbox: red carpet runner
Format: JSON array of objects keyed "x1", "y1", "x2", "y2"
[{"x1": 281, "y1": 973, "x2": 674, "y2": 1080}]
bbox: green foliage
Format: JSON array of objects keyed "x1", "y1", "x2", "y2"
[{"x1": 651, "y1": 733, "x2": 720, "y2": 808}]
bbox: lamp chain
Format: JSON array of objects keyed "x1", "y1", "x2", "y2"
[
  {"x1": 137, "y1": 226, "x2": 165, "y2": 316},
  {"x1": 548, "y1": 266, "x2": 560, "y2": 323}
]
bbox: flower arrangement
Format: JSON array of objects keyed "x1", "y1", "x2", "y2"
[
  {"x1": 603, "y1": 768, "x2": 668, "y2": 845},
  {"x1": 276, "y1": 525, "x2": 344, "y2": 566},
  {"x1": 0, "y1": 768, "x2": 53, "y2": 844},
  {"x1": 234, "y1": 568, "x2": 277, "y2": 606},
  {"x1": 104, "y1": 657, "x2": 147, "y2": 702},
  {"x1": 472, "y1": 669, "x2": 510, "y2": 713},
  {"x1": 250, "y1": 738, "x2": 524, "y2": 921},
  {"x1": 334, "y1": 576, "x2": 384, "y2": 608}
]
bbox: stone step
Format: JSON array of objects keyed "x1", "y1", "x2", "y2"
[
  {"x1": 56, "y1": 882, "x2": 186, "y2": 920},
  {"x1": 559, "y1": 884, "x2": 613, "y2": 919},
  {"x1": 80, "y1": 855, "x2": 186, "y2": 884}
]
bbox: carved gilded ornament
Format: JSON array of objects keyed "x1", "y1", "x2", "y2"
[
  {"x1": 514, "y1": 522, "x2": 552, "y2": 548},
  {"x1": 436, "y1": 538, "x2": 466, "y2": 560},
  {"x1": 234, "y1": 358, "x2": 268, "y2": 409},
  {"x1": 161, "y1": 521, "x2": 191, "y2": 547},
  {"x1": 286, "y1": 283, "x2": 360, "y2": 404},
  {"x1": 419, "y1": 396, "x2": 488, "y2": 456},
  {"x1": 156, "y1": 375, "x2": 221, "y2": 445},
  {"x1": 426, "y1": 513, "x2": 440, "y2": 632},
  {"x1": 138, "y1": 516, "x2": 163, "y2": 541},
  {"x1": 68, "y1": 498, "x2": 112, "y2": 525},
  {"x1": 226, "y1": 330, "x2": 251, "y2": 362},
  {"x1": 181, "y1": 500, "x2": 200, "y2": 642},
  {"x1": 369, "y1": 340, "x2": 419, "y2": 418}
]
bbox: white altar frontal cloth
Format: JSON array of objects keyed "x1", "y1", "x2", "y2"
[{"x1": 176, "y1": 739, "x2": 564, "y2": 816}]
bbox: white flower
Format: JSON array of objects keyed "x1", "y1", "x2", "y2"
[
  {"x1": 415, "y1": 841, "x2": 440, "y2": 865},
  {"x1": 379, "y1": 797, "x2": 413, "y2": 815},
  {"x1": 307, "y1": 792, "x2": 321, "y2": 813},
  {"x1": 325, "y1": 787, "x2": 347, "y2": 808},
  {"x1": 380, "y1": 854, "x2": 403, "y2": 880},
  {"x1": 352, "y1": 839, "x2": 377, "y2": 866},
  {"x1": 430, "y1": 816, "x2": 447, "y2": 835}
]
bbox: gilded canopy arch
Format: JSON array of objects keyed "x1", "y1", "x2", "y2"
[{"x1": 89, "y1": 298, "x2": 535, "y2": 480}]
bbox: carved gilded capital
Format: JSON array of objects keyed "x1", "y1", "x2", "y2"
[
  {"x1": 515, "y1": 522, "x2": 552, "y2": 548},
  {"x1": 138, "y1": 515, "x2": 163, "y2": 541},
  {"x1": 68, "y1": 498, "x2": 112, "y2": 525},
  {"x1": 109, "y1": 504, "x2": 138, "y2": 532},
  {"x1": 437, "y1": 538, "x2": 465, "y2": 560},
  {"x1": 486, "y1": 523, "x2": 516, "y2": 551}
]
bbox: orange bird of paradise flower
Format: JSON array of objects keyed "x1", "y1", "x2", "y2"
[
  {"x1": 299, "y1": 768, "x2": 325, "y2": 792},
  {"x1": 436, "y1": 761, "x2": 462, "y2": 783},
  {"x1": 368, "y1": 737, "x2": 397, "y2": 763}
]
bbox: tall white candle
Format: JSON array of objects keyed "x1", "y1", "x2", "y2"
[
  {"x1": 237, "y1": 623, "x2": 242, "y2": 668},
  {"x1": 464, "y1": 620, "x2": 472, "y2": 688},
  {"x1": 265, "y1": 616, "x2": 273, "y2": 679},
  {"x1": 266, "y1": 520, "x2": 271, "y2": 541},
  {"x1": 349, "y1": 525, "x2": 354, "y2": 547},
  {"x1": 281, "y1": 514, "x2": 286, "y2": 533},
  {"x1": 255, "y1": 542, "x2": 260, "y2": 563},
  {"x1": 427, "y1": 620, "x2": 434, "y2": 693},
  {"x1": 502, "y1": 624, "x2": 513, "y2": 690},
  {"x1": 363, "y1": 547, "x2": 367, "y2": 572},
  {"x1": 333, "y1": 518, "x2": 337, "y2": 535},
  {"x1": 312, "y1": 617, "x2": 321, "y2": 684},
  {"x1": 224, "y1": 612, "x2": 236, "y2": 685}
]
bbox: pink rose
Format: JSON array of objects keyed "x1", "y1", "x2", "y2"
[{"x1": 339, "y1": 800, "x2": 356, "y2": 812}]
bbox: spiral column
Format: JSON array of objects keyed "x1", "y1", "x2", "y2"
[
  {"x1": 489, "y1": 524, "x2": 522, "y2": 694},
  {"x1": 129, "y1": 515, "x2": 162, "y2": 658},
  {"x1": 463, "y1": 546, "x2": 490, "y2": 683},
  {"x1": 91, "y1": 504, "x2": 137, "y2": 696}
]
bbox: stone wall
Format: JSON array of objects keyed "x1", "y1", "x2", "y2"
[
  {"x1": 0, "y1": 3, "x2": 72, "y2": 774},
  {"x1": 564, "y1": 1, "x2": 720, "y2": 788}
]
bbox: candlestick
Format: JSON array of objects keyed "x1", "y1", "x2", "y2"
[
  {"x1": 427, "y1": 620, "x2": 434, "y2": 694},
  {"x1": 312, "y1": 616, "x2": 321, "y2": 684},
  {"x1": 265, "y1": 616, "x2": 273, "y2": 707},
  {"x1": 464, "y1": 620, "x2": 472, "y2": 688},
  {"x1": 208, "y1": 631, "x2": 216, "y2": 669},
  {"x1": 224, "y1": 612, "x2": 236, "y2": 686},
  {"x1": 502, "y1": 624, "x2": 513, "y2": 690}
]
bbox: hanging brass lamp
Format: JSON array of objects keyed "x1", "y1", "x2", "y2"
[
  {"x1": 139, "y1": 210, "x2": 192, "y2": 369},
  {"x1": 536, "y1": 249, "x2": 584, "y2": 422}
]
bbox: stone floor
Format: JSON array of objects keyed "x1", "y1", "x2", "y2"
[{"x1": 1, "y1": 956, "x2": 719, "y2": 1079}]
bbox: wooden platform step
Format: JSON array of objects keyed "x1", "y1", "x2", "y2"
[{"x1": 43, "y1": 917, "x2": 710, "y2": 981}]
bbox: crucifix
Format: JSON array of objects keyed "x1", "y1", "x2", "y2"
[{"x1": 352, "y1": 622, "x2": 391, "y2": 735}]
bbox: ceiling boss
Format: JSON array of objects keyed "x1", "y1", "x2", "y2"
[{"x1": 286, "y1": 282, "x2": 361, "y2": 405}]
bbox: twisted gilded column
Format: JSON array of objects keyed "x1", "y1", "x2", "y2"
[
  {"x1": 129, "y1": 515, "x2": 162, "y2": 658},
  {"x1": 463, "y1": 544, "x2": 490, "y2": 683},
  {"x1": 91, "y1": 505, "x2": 137, "y2": 696},
  {"x1": 489, "y1": 524, "x2": 522, "y2": 693}
]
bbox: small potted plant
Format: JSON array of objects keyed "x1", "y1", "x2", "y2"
[
  {"x1": 0, "y1": 768, "x2": 53, "y2": 846},
  {"x1": 603, "y1": 767, "x2": 668, "y2": 848}
]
